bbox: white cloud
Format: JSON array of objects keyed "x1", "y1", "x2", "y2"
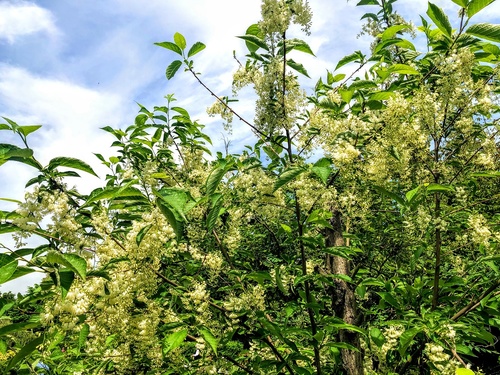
[
  {"x1": 0, "y1": 1, "x2": 58, "y2": 44},
  {"x1": 0, "y1": 64, "x2": 129, "y2": 197}
]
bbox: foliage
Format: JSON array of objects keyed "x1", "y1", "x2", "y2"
[{"x1": 1, "y1": 0, "x2": 500, "y2": 374}]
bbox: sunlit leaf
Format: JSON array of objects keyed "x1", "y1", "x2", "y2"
[
  {"x1": 381, "y1": 24, "x2": 411, "y2": 40},
  {"x1": 199, "y1": 327, "x2": 218, "y2": 356},
  {"x1": 286, "y1": 59, "x2": 310, "y2": 77},
  {"x1": 187, "y1": 41, "x2": 206, "y2": 58},
  {"x1": 174, "y1": 32, "x2": 187, "y2": 50},
  {"x1": 47, "y1": 157, "x2": 98, "y2": 177},
  {"x1": 274, "y1": 167, "x2": 306, "y2": 192},
  {"x1": 311, "y1": 157, "x2": 332, "y2": 185},
  {"x1": 370, "y1": 327, "x2": 386, "y2": 347},
  {"x1": 166, "y1": 60, "x2": 183, "y2": 80},
  {"x1": 237, "y1": 35, "x2": 269, "y2": 51},
  {"x1": 335, "y1": 51, "x2": 364, "y2": 70},
  {"x1": 78, "y1": 324, "x2": 90, "y2": 351},
  {"x1": 136, "y1": 224, "x2": 153, "y2": 246},
  {"x1": 5, "y1": 334, "x2": 45, "y2": 371},
  {"x1": 467, "y1": 0, "x2": 495, "y2": 18},
  {"x1": 17, "y1": 125, "x2": 42, "y2": 137},
  {"x1": 456, "y1": 368, "x2": 475, "y2": 375},
  {"x1": 398, "y1": 327, "x2": 421, "y2": 356},
  {"x1": 47, "y1": 251, "x2": 87, "y2": 280},
  {"x1": 163, "y1": 329, "x2": 187, "y2": 356},
  {"x1": 0, "y1": 254, "x2": 18, "y2": 284},
  {"x1": 466, "y1": 23, "x2": 500, "y2": 42},
  {"x1": 427, "y1": 2, "x2": 453, "y2": 38},
  {"x1": 155, "y1": 41, "x2": 183, "y2": 55}
]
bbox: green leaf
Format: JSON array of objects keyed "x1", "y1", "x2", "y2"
[
  {"x1": 163, "y1": 329, "x2": 187, "y2": 356},
  {"x1": 7, "y1": 266, "x2": 36, "y2": 282},
  {"x1": 0, "y1": 223, "x2": 19, "y2": 234},
  {"x1": 467, "y1": 0, "x2": 495, "y2": 18},
  {"x1": 349, "y1": 80, "x2": 377, "y2": 90},
  {"x1": 287, "y1": 59, "x2": 310, "y2": 77},
  {"x1": 78, "y1": 323, "x2": 90, "y2": 351},
  {"x1": 17, "y1": 125, "x2": 42, "y2": 137},
  {"x1": 242, "y1": 24, "x2": 263, "y2": 52},
  {"x1": 339, "y1": 88, "x2": 354, "y2": 103},
  {"x1": 47, "y1": 157, "x2": 98, "y2": 177},
  {"x1": 58, "y1": 270, "x2": 75, "y2": 299},
  {"x1": 273, "y1": 167, "x2": 306, "y2": 192},
  {"x1": 136, "y1": 224, "x2": 153, "y2": 246},
  {"x1": 425, "y1": 183, "x2": 454, "y2": 193},
  {"x1": 174, "y1": 32, "x2": 187, "y2": 50},
  {"x1": 237, "y1": 35, "x2": 269, "y2": 51},
  {"x1": 85, "y1": 186, "x2": 148, "y2": 206},
  {"x1": 470, "y1": 170, "x2": 500, "y2": 177},
  {"x1": 0, "y1": 322, "x2": 38, "y2": 336},
  {"x1": 456, "y1": 368, "x2": 475, "y2": 375},
  {"x1": 466, "y1": 23, "x2": 500, "y2": 42},
  {"x1": 388, "y1": 64, "x2": 420, "y2": 75},
  {"x1": 329, "y1": 323, "x2": 366, "y2": 336},
  {"x1": 483, "y1": 43, "x2": 500, "y2": 56},
  {"x1": 311, "y1": 157, "x2": 332, "y2": 185},
  {"x1": 166, "y1": 60, "x2": 183, "y2": 80},
  {"x1": 275, "y1": 266, "x2": 287, "y2": 294},
  {"x1": 0, "y1": 254, "x2": 18, "y2": 284},
  {"x1": 47, "y1": 251, "x2": 87, "y2": 280},
  {"x1": 206, "y1": 164, "x2": 228, "y2": 196},
  {"x1": 199, "y1": 327, "x2": 218, "y2": 356},
  {"x1": 381, "y1": 25, "x2": 411, "y2": 40},
  {"x1": 357, "y1": 0, "x2": 380, "y2": 5},
  {"x1": 451, "y1": 0, "x2": 468, "y2": 7},
  {"x1": 328, "y1": 72, "x2": 345, "y2": 84},
  {"x1": 287, "y1": 39, "x2": 315, "y2": 56},
  {"x1": 427, "y1": 2, "x2": 453, "y2": 38},
  {"x1": 0, "y1": 144, "x2": 34, "y2": 161},
  {"x1": 206, "y1": 194, "x2": 223, "y2": 232},
  {"x1": 370, "y1": 91, "x2": 396, "y2": 100},
  {"x1": 5, "y1": 334, "x2": 45, "y2": 371},
  {"x1": 398, "y1": 327, "x2": 421, "y2": 356},
  {"x1": 157, "y1": 200, "x2": 184, "y2": 240},
  {"x1": 335, "y1": 51, "x2": 364, "y2": 70},
  {"x1": 280, "y1": 224, "x2": 292, "y2": 233},
  {"x1": 187, "y1": 41, "x2": 206, "y2": 58},
  {"x1": 405, "y1": 186, "x2": 422, "y2": 205},
  {"x1": 370, "y1": 327, "x2": 386, "y2": 348},
  {"x1": 373, "y1": 186, "x2": 406, "y2": 207},
  {"x1": 155, "y1": 187, "x2": 196, "y2": 222},
  {"x1": 378, "y1": 292, "x2": 400, "y2": 308},
  {"x1": 154, "y1": 41, "x2": 183, "y2": 55}
]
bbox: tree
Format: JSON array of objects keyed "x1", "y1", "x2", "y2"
[{"x1": 1, "y1": 0, "x2": 499, "y2": 374}]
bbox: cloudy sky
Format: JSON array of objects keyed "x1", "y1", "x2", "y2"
[{"x1": 0, "y1": 0, "x2": 499, "y2": 293}]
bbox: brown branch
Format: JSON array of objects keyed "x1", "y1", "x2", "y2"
[
  {"x1": 451, "y1": 281, "x2": 500, "y2": 321},
  {"x1": 212, "y1": 229, "x2": 234, "y2": 269}
]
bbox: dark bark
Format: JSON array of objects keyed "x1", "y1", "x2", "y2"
[{"x1": 325, "y1": 210, "x2": 363, "y2": 375}]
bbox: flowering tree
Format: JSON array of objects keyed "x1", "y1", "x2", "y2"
[{"x1": 1, "y1": 0, "x2": 500, "y2": 374}]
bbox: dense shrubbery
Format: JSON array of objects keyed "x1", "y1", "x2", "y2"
[{"x1": 1, "y1": 0, "x2": 500, "y2": 374}]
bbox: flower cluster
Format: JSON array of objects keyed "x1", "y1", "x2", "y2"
[
  {"x1": 259, "y1": 0, "x2": 312, "y2": 36},
  {"x1": 424, "y1": 343, "x2": 459, "y2": 375}
]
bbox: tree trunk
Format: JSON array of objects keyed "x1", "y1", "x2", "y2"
[{"x1": 325, "y1": 210, "x2": 363, "y2": 375}]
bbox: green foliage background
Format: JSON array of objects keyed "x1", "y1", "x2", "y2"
[{"x1": 1, "y1": 0, "x2": 500, "y2": 374}]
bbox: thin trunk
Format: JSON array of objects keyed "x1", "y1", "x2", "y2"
[
  {"x1": 432, "y1": 192, "x2": 441, "y2": 310},
  {"x1": 326, "y1": 210, "x2": 363, "y2": 375}
]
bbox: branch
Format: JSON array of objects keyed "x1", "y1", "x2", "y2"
[
  {"x1": 187, "y1": 66, "x2": 283, "y2": 159},
  {"x1": 451, "y1": 280, "x2": 500, "y2": 321}
]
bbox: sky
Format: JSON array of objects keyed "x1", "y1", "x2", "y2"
[{"x1": 0, "y1": 0, "x2": 499, "y2": 293}]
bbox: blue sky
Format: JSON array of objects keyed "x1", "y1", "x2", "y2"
[{"x1": 0, "y1": 0, "x2": 499, "y2": 292}]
